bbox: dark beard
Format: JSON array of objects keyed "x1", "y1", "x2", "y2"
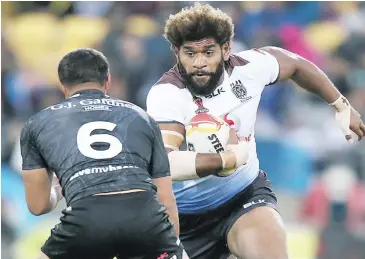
[{"x1": 178, "y1": 57, "x2": 224, "y2": 97}]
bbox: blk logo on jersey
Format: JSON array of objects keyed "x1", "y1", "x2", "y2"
[
  {"x1": 193, "y1": 96, "x2": 209, "y2": 114},
  {"x1": 205, "y1": 87, "x2": 225, "y2": 98},
  {"x1": 243, "y1": 199, "x2": 266, "y2": 209},
  {"x1": 230, "y1": 80, "x2": 252, "y2": 102}
]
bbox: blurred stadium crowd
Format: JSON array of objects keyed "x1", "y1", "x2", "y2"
[{"x1": 1, "y1": 1, "x2": 365, "y2": 259}]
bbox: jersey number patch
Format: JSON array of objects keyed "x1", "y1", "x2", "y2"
[{"x1": 77, "y1": 121, "x2": 123, "y2": 159}]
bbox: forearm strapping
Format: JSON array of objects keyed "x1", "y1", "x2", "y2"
[{"x1": 168, "y1": 151, "x2": 223, "y2": 181}]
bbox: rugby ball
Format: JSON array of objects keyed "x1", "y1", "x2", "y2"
[{"x1": 185, "y1": 113, "x2": 231, "y2": 154}]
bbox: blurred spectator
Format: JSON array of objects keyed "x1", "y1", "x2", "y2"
[
  {"x1": 236, "y1": 2, "x2": 322, "y2": 45},
  {"x1": 279, "y1": 24, "x2": 323, "y2": 66},
  {"x1": 102, "y1": 32, "x2": 149, "y2": 106},
  {"x1": 73, "y1": 1, "x2": 113, "y2": 17},
  {"x1": 301, "y1": 165, "x2": 365, "y2": 229},
  {"x1": 302, "y1": 166, "x2": 365, "y2": 259},
  {"x1": 301, "y1": 165, "x2": 365, "y2": 258}
]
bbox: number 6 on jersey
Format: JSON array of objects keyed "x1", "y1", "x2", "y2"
[{"x1": 77, "y1": 121, "x2": 123, "y2": 159}]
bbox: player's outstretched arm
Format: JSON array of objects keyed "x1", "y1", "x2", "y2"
[
  {"x1": 159, "y1": 123, "x2": 247, "y2": 181},
  {"x1": 261, "y1": 46, "x2": 365, "y2": 142}
]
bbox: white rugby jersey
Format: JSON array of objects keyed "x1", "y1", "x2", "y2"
[{"x1": 147, "y1": 49, "x2": 280, "y2": 213}]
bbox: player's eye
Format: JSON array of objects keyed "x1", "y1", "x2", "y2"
[
  {"x1": 206, "y1": 50, "x2": 213, "y2": 56},
  {"x1": 186, "y1": 51, "x2": 194, "y2": 57}
]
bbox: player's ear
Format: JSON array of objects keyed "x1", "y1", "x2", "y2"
[
  {"x1": 172, "y1": 46, "x2": 179, "y2": 60},
  {"x1": 104, "y1": 73, "x2": 111, "y2": 92},
  {"x1": 58, "y1": 82, "x2": 68, "y2": 96},
  {"x1": 222, "y1": 42, "x2": 231, "y2": 61}
]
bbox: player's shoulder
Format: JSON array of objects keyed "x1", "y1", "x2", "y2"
[
  {"x1": 122, "y1": 101, "x2": 157, "y2": 134},
  {"x1": 147, "y1": 66, "x2": 187, "y2": 103},
  {"x1": 104, "y1": 96, "x2": 150, "y2": 121},
  {"x1": 148, "y1": 65, "x2": 187, "y2": 97},
  {"x1": 108, "y1": 97, "x2": 157, "y2": 129},
  {"x1": 28, "y1": 101, "x2": 58, "y2": 126},
  {"x1": 20, "y1": 109, "x2": 49, "y2": 141},
  {"x1": 153, "y1": 65, "x2": 185, "y2": 89},
  {"x1": 233, "y1": 47, "x2": 278, "y2": 63},
  {"x1": 225, "y1": 48, "x2": 277, "y2": 75},
  {"x1": 229, "y1": 47, "x2": 280, "y2": 77}
]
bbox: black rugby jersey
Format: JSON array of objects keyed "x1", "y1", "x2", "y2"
[{"x1": 20, "y1": 89, "x2": 169, "y2": 204}]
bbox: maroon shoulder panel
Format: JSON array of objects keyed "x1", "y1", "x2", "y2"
[
  {"x1": 154, "y1": 65, "x2": 186, "y2": 89},
  {"x1": 224, "y1": 54, "x2": 250, "y2": 76}
]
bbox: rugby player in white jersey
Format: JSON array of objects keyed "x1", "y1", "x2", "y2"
[{"x1": 146, "y1": 3, "x2": 365, "y2": 259}]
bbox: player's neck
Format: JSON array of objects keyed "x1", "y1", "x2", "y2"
[{"x1": 65, "y1": 83, "x2": 106, "y2": 98}]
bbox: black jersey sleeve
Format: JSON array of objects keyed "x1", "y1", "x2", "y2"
[{"x1": 20, "y1": 119, "x2": 47, "y2": 170}]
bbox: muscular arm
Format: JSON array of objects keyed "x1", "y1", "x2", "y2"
[
  {"x1": 20, "y1": 122, "x2": 62, "y2": 216},
  {"x1": 262, "y1": 46, "x2": 365, "y2": 140},
  {"x1": 22, "y1": 170, "x2": 62, "y2": 216},
  {"x1": 261, "y1": 46, "x2": 340, "y2": 103},
  {"x1": 159, "y1": 123, "x2": 237, "y2": 180}
]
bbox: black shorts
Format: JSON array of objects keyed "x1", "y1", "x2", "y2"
[
  {"x1": 179, "y1": 170, "x2": 277, "y2": 259},
  {"x1": 41, "y1": 191, "x2": 184, "y2": 259}
]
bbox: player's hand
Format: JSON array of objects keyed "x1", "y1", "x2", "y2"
[
  {"x1": 227, "y1": 128, "x2": 239, "y2": 145},
  {"x1": 225, "y1": 141, "x2": 250, "y2": 167},
  {"x1": 217, "y1": 141, "x2": 250, "y2": 177},
  {"x1": 348, "y1": 108, "x2": 365, "y2": 142},
  {"x1": 52, "y1": 175, "x2": 63, "y2": 201},
  {"x1": 331, "y1": 96, "x2": 364, "y2": 142}
]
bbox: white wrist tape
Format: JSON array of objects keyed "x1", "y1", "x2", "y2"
[
  {"x1": 330, "y1": 95, "x2": 352, "y2": 139},
  {"x1": 164, "y1": 144, "x2": 179, "y2": 151},
  {"x1": 219, "y1": 153, "x2": 227, "y2": 169},
  {"x1": 168, "y1": 151, "x2": 198, "y2": 181},
  {"x1": 161, "y1": 130, "x2": 184, "y2": 141},
  {"x1": 226, "y1": 141, "x2": 250, "y2": 167},
  {"x1": 49, "y1": 187, "x2": 58, "y2": 211},
  {"x1": 330, "y1": 95, "x2": 350, "y2": 112}
]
